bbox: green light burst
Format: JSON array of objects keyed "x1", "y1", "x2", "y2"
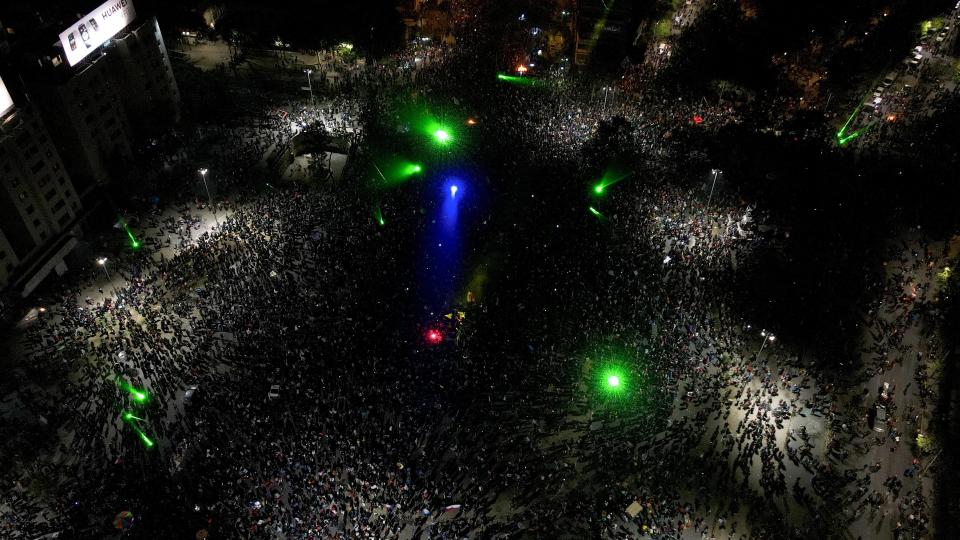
[
  {"x1": 496, "y1": 73, "x2": 540, "y2": 87},
  {"x1": 592, "y1": 170, "x2": 631, "y2": 196},
  {"x1": 115, "y1": 376, "x2": 149, "y2": 403}
]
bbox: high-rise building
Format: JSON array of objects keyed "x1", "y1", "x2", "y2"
[
  {"x1": 574, "y1": 0, "x2": 635, "y2": 68},
  {"x1": 0, "y1": 78, "x2": 82, "y2": 297},
  {"x1": 20, "y1": 2, "x2": 180, "y2": 193},
  {"x1": 0, "y1": 0, "x2": 181, "y2": 305},
  {"x1": 27, "y1": 52, "x2": 136, "y2": 195}
]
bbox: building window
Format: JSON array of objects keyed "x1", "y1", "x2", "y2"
[
  {"x1": 44, "y1": 188, "x2": 56, "y2": 200},
  {"x1": 31, "y1": 160, "x2": 45, "y2": 174},
  {"x1": 57, "y1": 213, "x2": 70, "y2": 227},
  {"x1": 26, "y1": 204, "x2": 34, "y2": 215},
  {"x1": 52, "y1": 199, "x2": 66, "y2": 212}
]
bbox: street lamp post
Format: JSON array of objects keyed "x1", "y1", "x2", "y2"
[
  {"x1": 198, "y1": 168, "x2": 218, "y2": 225},
  {"x1": 96, "y1": 257, "x2": 110, "y2": 280},
  {"x1": 304, "y1": 69, "x2": 314, "y2": 104},
  {"x1": 602, "y1": 86, "x2": 610, "y2": 115},
  {"x1": 756, "y1": 330, "x2": 775, "y2": 361},
  {"x1": 707, "y1": 169, "x2": 720, "y2": 208}
]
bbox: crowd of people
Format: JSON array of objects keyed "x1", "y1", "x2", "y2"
[{"x1": 0, "y1": 6, "x2": 953, "y2": 540}]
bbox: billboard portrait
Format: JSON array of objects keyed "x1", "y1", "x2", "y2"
[{"x1": 58, "y1": 0, "x2": 137, "y2": 67}]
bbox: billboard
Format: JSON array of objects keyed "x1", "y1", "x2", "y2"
[
  {"x1": 58, "y1": 0, "x2": 137, "y2": 67},
  {"x1": 0, "y1": 75, "x2": 12, "y2": 117}
]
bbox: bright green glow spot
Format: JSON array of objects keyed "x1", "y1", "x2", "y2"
[
  {"x1": 374, "y1": 207, "x2": 385, "y2": 226},
  {"x1": 599, "y1": 368, "x2": 626, "y2": 395},
  {"x1": 593, "y1": 170, "x2": 631, "y2": 196},
  {"x1": 434, "y1": 129, "x2": 450, "y2": 143},
  {"x1": 116, "y1": 377, "x2": 149, "y2": 403},
  {"x1": 588, "y1": 206, "x2": 603, "y2": 217},
  {"x1": 375, "y1": 159, "x2": 424, "y2": 187},
  {"x1": 122, "y1": 412, "x2": 145, "y2": 422}
]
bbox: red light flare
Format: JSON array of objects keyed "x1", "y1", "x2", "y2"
[
  {"x1": 425, "y1": 329, "x2": 443, "y2": 344},
  {"x1": 692, "y1": 115, "x2": 704, "y2": 125}
]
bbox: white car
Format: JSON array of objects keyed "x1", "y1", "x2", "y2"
[{"x1": 268, "y1": 385, "x2": 280, "y2": 399}]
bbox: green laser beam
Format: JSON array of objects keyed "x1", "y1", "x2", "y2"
[
  {"x1": 115, "y1": 377, "x2": 149, "y2": 403},
  {"x1": 838, "y1": 121, "x2": 875, "y2": 146},
  {"x1": 374, "y1": 207, "x2": 385, "y2": 226},
  {"x1": 592, "y1": 171, "x2": 631, "y2": 195},
  {"x1": 123, "y1": 225, "x2": 140, "y2": 249},
  {"x1": 121, "y1": 409, "x2": 154, "y2": 448},
  {"x1": 374, "y1": 160, "x2": 423, "y2": 187},
  {"x1": 588, "y1": 206, "x2": 603, "y2": 218},
  {"x1": 496, "y1": 73, "x2": 540, "y2": 86},
  {"x1": 836, "y1": 104, "x2": 861, "y2": 139},
  {"x1": 137, "y1": 430, "x2": 155, "y2": 448}
]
